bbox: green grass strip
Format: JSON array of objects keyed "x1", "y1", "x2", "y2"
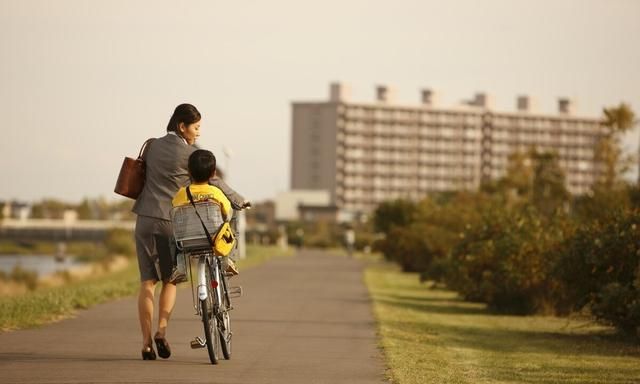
[
  {"x1": 0, "y1": 263, "x2": 139, "y2": 331},
  {"x1": 365, "y1": 262, "x2": 640, "y2": 384},
  {"x1": 0, "y1": 245, "x2": 292, "y2": 332}
]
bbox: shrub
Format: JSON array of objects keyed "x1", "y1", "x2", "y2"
[
  {"x1": 375, "y1": 195, "x2": 482, "y2": 274},
  {"x1": 104, "y1": 228, "x2": 135, "y2": 257},
  {"x1": 373, "y1": 199, "x2": 417, "y2": 234},
  {"x1": 447, "y1": 204, "x2": 571, "y2": 314},
  {"x1": 377, "y1": 223, "x2": 435, "y2": 272},
  {"x1": 557, "y1": 209, "x2": 640, "y2": 335},
  {"x1": 9, "y1": 265, "x2": 38, "y2": 291}
]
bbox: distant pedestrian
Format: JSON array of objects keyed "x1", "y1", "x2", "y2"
[
  {"x1": 344, "y1": 227, "x2": 355, "y2": 257},
  {"x1": 132, "y1": 103, "x2": 247, "y2": 360},
  {"x1": 295, "y1": 228, "x2": 304, "y2": 249}
]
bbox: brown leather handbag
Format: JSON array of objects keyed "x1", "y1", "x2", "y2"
[{"x1": 114, "y1": 138, "x2": 155, "y2": 199}]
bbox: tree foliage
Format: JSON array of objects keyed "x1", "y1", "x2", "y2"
[
  {"x1": 595, "y1": 103, "x2": 636, "y2": 190},
  {"x1": 556, "y1": 209, "x2": 640, "y2": 335},
  {"x1": 372, "y1": 104, "x2": 640, "y2": 335}
]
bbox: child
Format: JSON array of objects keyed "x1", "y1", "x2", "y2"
[{"x1": 172, "y1": 149, "x2": 238, "y2": 275}]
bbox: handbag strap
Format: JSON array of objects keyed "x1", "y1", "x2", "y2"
[
  {"x1": 186, "y1": 186, "x2": 215, "y2": 248},
  {"x1": 138, "y1": 138, "x2": 156, "y2": 160}
]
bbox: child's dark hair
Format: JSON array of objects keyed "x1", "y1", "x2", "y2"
[{"x1": 188, "y1": 150, "x2": 216, "y2": 183}]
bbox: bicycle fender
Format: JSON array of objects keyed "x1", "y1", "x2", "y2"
[{"x1": 197, "y1": 262, "x2": 208, "y2": 301}]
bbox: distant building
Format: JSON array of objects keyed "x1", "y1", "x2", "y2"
[
  {"x1": 63, "y1": 209, "x2": 78, "y2": 223},
  {"x1": 298, "y1": 204, "x2": 339, "y2": 223},
  {"x1": 0, "y1": 201, "x2": 31, "y2": 220},
  {"x1": 291, "y1": 83, "x2": 607, "y2": 214},
  {"x1": 274, "y1": 190, "x2": 332, "y2": 221},
  {"x1": 245, "y1": 200, "x2": 276, "y2": 231}
]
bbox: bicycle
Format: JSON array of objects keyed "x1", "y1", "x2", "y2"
[{"x1": 171, "y1": 201, "x2": 243, "y2": 365}]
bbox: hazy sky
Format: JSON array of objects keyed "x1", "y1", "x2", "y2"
[{"x1": 1, "y1": 0, "x2": 639, "y2": 203}]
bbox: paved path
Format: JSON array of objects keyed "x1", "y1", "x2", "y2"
[{"x1": 0, "y1": 250, "x2": 387, "y2": 383}]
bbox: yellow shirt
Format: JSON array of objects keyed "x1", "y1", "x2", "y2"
[{"x1": 172, "y1": 183, "x2": 232, "y2": 219}]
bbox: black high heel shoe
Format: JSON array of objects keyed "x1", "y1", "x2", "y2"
[
  {"x1": 154, "y1": 333, "x2": 171, "y2": 359},
  {"x1": 142, "y1": 346, "x2": 156, "y2": 360}
]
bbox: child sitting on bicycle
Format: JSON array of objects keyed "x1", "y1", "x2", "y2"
[{"x1": 172, "y1": 149, "x2": 239, "y2": 275}]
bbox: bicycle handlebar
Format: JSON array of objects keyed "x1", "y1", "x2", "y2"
[{"x1": 232, "y1": 200, "x2": 251, "y2": 211}]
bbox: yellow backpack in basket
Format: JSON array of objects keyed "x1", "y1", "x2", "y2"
[
  {"x1": 186, "y1": 186, "x2": 235, "y2": 257},
  {"x1": 214, "y1": 222, "x2": 235, "y2": 256}
]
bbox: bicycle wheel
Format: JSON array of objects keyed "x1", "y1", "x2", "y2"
[
  {"x1": 201, "y1": 262, "x2": 219, "y2": 365},
  {"x1": 218, "y1": 270, "x2": 232, "y2": 359}
]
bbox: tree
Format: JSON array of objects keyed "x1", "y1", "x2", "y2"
[
  {"x1": 29, "y1": 199, "x2": 69, "y2": 219},
  {"x1": 531, "y1": 150, "x2": 569, "y2": 218},
  {"x1": 373, "y1": 199, "x2": 416, "y2": 233},
  {"x1": 573, "y1": 104, "x2": 637, "y2": 222},
  {"x1": 595, "y1": 103, "x2": 636, "y2": 190},
  {"x1": 76, "y1": 199, "x2": 93, "y2": 220},
  {"x1": 498, "y1": 151, "x2": 533, "y2": 200}
]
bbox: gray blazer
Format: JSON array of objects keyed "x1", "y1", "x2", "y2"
[{"x1": 132, "y1": 133, "x2": 245, "y2": 221}]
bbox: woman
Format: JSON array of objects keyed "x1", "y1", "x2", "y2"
[{"x1": 132, "y1": 103, "x2": 246, "y2": 360}]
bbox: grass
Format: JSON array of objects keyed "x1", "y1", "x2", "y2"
[
  {"x1": 0, "y1": 240, "x2": 57, "y2": 255},
  {"x1": 365, "y1": 262, "x2": 640, "y2": 384},
  {"x1": 0, "y1": 244, "x2": 292, "y2": 332},
  {"x1": 0, "y1": 262, "x2": 140, "y2": 331}
]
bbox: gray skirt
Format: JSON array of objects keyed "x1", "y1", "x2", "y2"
[{"x1": 134, "y1": 215, "x2": 174, "y2": 282}]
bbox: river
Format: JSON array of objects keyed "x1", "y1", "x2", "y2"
[{"x1": 0, "y1": 255, "x2": 85, "y2": 277}]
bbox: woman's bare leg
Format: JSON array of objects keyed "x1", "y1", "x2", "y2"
[
  {"x1": 138, "y1": 280, "x2": 156, "y2": 348},
  {"x1": 156, "y1": 282, "x2": 176, "y2": 337}
]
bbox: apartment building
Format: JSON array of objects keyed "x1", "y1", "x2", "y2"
[{"x1": 291, "y1": 83, "x2": 607, "y2": 213}]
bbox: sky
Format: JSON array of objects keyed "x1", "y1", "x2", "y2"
[{"x1": 1, "y1": 0, "x2": 639, "y2": 204}]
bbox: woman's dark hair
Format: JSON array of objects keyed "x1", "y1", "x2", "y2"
[
  {"x1": 167, "y1": 103, "x2": 201, "y2": 133},
  {"x1": 188, "y1": 149, "x2": 216, "y2": 182}
]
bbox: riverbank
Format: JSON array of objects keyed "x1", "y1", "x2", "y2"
[
  {"x1": 365, "y1": 262, "x2": 640, "y2": 383},
  {"x1": 0, "y1": 260, "x2": 139, "y2": 331},
  {"x1": 0, "y1": 245, "x2": 292, "y2": 332},
  {"x1": 0, "y1": 255, "x2": 129, "y2": 296}
]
